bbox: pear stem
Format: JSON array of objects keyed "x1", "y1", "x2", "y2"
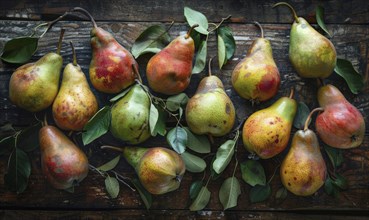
[
  {"x1": 101, "y1": 145, "x2": 125, "y2": 152},
  {"x1": 72, "y1": 7, "x2": 98, "y2": 28},
  {"x1": 273, "y1": 2, "x2": 299, "y2": 23},
  {"x1": 43, "y1": 114, "x2": 48, "y2": 126},
  {"x1": 69, "y1": 41, "x2": 77, "y2": 66},
  {"x1": 304, "y1": 107, "x2": 324, "y2": 131},
  {"x1": 254, "y1": 21, "x2": 264, "y2": 38},
  {"x1": 56, "y1": 28, "x2": 65, "y2": 55},
  {"x1": 208, "y1": 57, "x2": 214, "y2": 76},
  {"x1": 132, "y1": 64, "x2": 142, "y2": 83},
  {"x1": 185, "y1": 24, "x2": 199, "y2": 39},
  {"x1": 288, "y1": 87, "x2": 295, "y2": 99}
]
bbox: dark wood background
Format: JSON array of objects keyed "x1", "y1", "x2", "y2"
[{"x1": 0, "y1": 0, "x2": 369, "y2": 219}]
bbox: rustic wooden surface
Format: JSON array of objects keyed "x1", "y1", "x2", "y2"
[{"x1": 0, "y1": 0, "x2": 369, "y2": 219}]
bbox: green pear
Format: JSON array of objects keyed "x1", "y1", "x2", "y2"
[
  {"x1": 101, "y1": 145, "x2": 185, "y2": 195},
  {"x1": 281, "y1": 108, "x2": 327, "y2": 196},
  {"x1": 9, "y1": 29, "x2": 65, "y2": 112},
  {"x1": 186, "y1": 59, "x2": 236, "y2": 137},
  {"x1": 273, "y1": 2, "x2": 336, "y2": 78},
  {"x1": 146, "y1": 25, "x2": 198, "y2": 95},
  {"x1": 242, "y1": 90, "x2": 297, "y2": 159},
  {"x1": 110, "y1": 84, "x2": 151, "y2": 144},
  {"x1": 232, "y1": 21, "x2": 280, "y2": 102},
  {"x1": 52, "y1": 42, "x2": 98, "y2": 131}
]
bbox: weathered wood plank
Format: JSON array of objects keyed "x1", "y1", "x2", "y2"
[{"x1": 0, "y1": 0, "x2": 368, "y2": 24}]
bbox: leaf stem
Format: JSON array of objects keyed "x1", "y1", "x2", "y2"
[
  {"x1": 208, "y1": 15, "x2": 232, "y2": 33},
  {"x1": 39, "y1": 10, "x2": 73, "y2": 38},
  {"x1": 100, "y1": 145, "x2": 124, "y2": 153},
  {"x1": 267, "y1": 164, "x2": 281, "y2": 184}
]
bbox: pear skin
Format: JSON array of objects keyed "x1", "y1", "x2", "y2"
[
  {"x1": 39, "y1": 125, "x2": 89, "y2": 189},
  {"x1": 52, "y1": 42, "x2": 98, "y2": 131},
  {"x1": 146, "y1": 25, "x2": 198, "y2": 95},
  {"x1": 315, "y1": 84, "x2": 365, "y2": 149},
  {"x1": 232, "y1": 22, "x2": 280, "y2": 102}
]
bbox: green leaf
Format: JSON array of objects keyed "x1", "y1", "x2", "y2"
[
  {"x1": 275, "y1": 187, "x2": 288, "y2": 200},
  {"x1": 149, "y1": 103, "x2": 159, "y2": 136},
  {"x1": 189, "y1": 186, "x2": 211, "y2": 211},
  {"x1": 316, "y1": 6, "x2": 331, "y2": 37},
  {"x1": 192, "y1": 40, "x2": 207, "y2": 74},
  {"x1": 210, "y1": 156, "x2": 222, "y2": 180},
  {"x1": 190, "y1": 180, "x2": 203, "y2": 200},
  {"x1": 4, "y1": 148, "x2": 31, "y2": 194},
  {"x1": 0, "y1": 136, "x2": 15, "y2": 156},
  {"x1": 240, "y1": 160, "x2": 266, "y2": 187},
  {"x1": 332, "y1": 173, "x2": 348, "y2": 190},
  {"x1": 219, "y1": 177, "x2": 241, "y2": 210},
  {"x1": 324, "y1": 145, "x2": 343, "y2": 168},
  {"x1": 249, "y1": 184, "x2": 271, "y2": 203},
  {"x1": 152, "y1": 105, "x2": 167, "y2": 136},
  {"x1": 109, "y1": 86, "x2": 132, "y2": 102},
  {"x1": 166, "y1": 93, "x2": 189, "y2": 112},
  {"x1": 97, "y1": 155, "x2": 121, "y2": 172},
  {"x1": 213, "y1": 139, "x2": 235, "y2": 174},
  {"x1": 217, "y1": 26, "x2": 235, "y2": 69},
  {"x1": 190, "y1": 30, "x2": 202, "y2": 50},
  {"x1": 82, "y1": 106, "x2": 111, "y2": 145},
  {"x1": 166, "y1": 127, "x2": 187, "y2": 154},
  {"x1": 17, "y1": 122, "x2": 42, "y2": 152},
  {"x1": 1, "y1": 37, "x2": 39, "y2": 64},
  {"x1": 105, "y1": 176, "x2": 120, "y2": 199},
  {"x1": 183, "y1": 127, "x2": 210, "y2": 154},
  {"x1": 131, "y1": 24, "x2": 171, "y2": 58},
  {"x1": 181, "y1": 151, "x2": 206, "y2": 173},
  {"x1": 324, "y1": 176, "x2": 339, "y2": 197},
  {"x1": 334, "y1": 58, "x2": 364, "y2": 94},
  {"x1": 184, "y1": 7, "x2": 209, "y2": 35},
  {"x1": 131, "y1": 178, "x2": 152, "y2": 209},
  {"x1": 293, "y1": 102, "x2": 310, "y2": 130}
]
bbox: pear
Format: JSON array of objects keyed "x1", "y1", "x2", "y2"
[
  {"x1": 273, "y1": 2, "x2": 337, "y2": 78},
  {"x1": 39, "y1": 123, "x2": 89, "y2": 190},
  {"x1": 101, "y1": 145, "x2": 185, "y2": 195},
  {"x1": 9, "y1": 29, "x2": 64, "y2": 112},
  {"x1": 315, "y1": 84, "x2": 365, "y2": 149},
  {"x1": 52, "y1": 42, "x2": 98, "y2": 131},
  {"x1": 281, "y1": 108, "x2": 327, "y2": 196},
  {"x1": 186, "y1": 59, "x2": 236, "y2": 137},
  {"x1": 72, "y1": 7, "x2": 139, "y2": 94},
  {"x1": 242, "y1": 89, "x2": 297, "y2": 159},
  {"x1": 146, "y1": 25, "x2": 198, "y2": 95},
  {"x1": 110, "y1": 84, "x2": 151, "y2": 144},
  {"x1": 232, "y1": 21, "x2": 280, "y2": 102}
]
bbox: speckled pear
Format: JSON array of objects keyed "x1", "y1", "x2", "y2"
[
  {"x1": 73, "y1": 7, "x2": 138, "y2": 94},
  {"x1": 101, "y1": 145, "x2": 185, "y2": 195},
  {"x1": 9, "y1": 29, "x2": 64, "y2": 112},
  {"x1": 52, "y1": 42, "x2": 98, "y2": 131},
  {"x1": 273, "y1": 2, "x2": 336, "y2": 78},
  {"x1": 232, "y1": 22, "x2": 280, "y2": 102},
  {"x1": 186, "y1": 59, "x2": 236, "y2": 137},
  {"x1": 281, "y1": 108, "x2": 327, "y2": 196},
  {"x1": 242, "y1": 90, "x2": 297, "y2": 159},
  {"x1": 110, "y1": 84, "x2": 151, "y2": 144}
]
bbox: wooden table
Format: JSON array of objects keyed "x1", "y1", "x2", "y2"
[{"x1": 0, "y1": 0, "x2": 368, "y2": 219}]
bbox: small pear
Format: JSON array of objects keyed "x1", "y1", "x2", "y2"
[
  {"x1": 9, "y1": 29, "x2": 64, "y2": 112},
  {"x1": 52, "y1": 42, "x2": 98, "y2": 131},
  {"x1": 146, "y1": 25, "x2": 198, "y2": 95},
  {"x1": 242, "y1": 89, "x2": 297, "y2": 159},
  {"x1": 273, "y1": 2, "x2": 337, "y2": 78},
  {"x1": 186, "y1": 59, "x2": 236, "y2": 137},
  {"x1": 281, "y1": 108, "x2": 327, "y2": 196},
  {"x1": 232, "y1": 21, "x2": 280, "y2": 102},
  {"x1": 39, "y1": 123, "x2": 89, "y2": 190},
  {"x1": 101, "y1": 145, "x2": 185, "y2": 195},
  {"x1": 110, "y1": 84, "x2": 151, "y2": 144},
  {"x1": 73, "y1": 7, "x2": 139, "y2": 94},
  {"x1": 315, "y1": 84, "x2": 365, "y2": 149}
]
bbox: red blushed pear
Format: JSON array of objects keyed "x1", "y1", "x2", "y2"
[
  {"x1": 72, "y1": 7, "x2": 139, "y2": 94},
  {"x1": 101, "y1": 145, "x2": 185, "y2": 195},
  {"x1": 315, "y1": 84, "x2": 365, "y2": 149},
  {"x1": 232, "y1": 21, "x2": 280, "y2": 102},
  {"x1": 146, "y1": 24, "x2": 198, "y2": 95}
]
